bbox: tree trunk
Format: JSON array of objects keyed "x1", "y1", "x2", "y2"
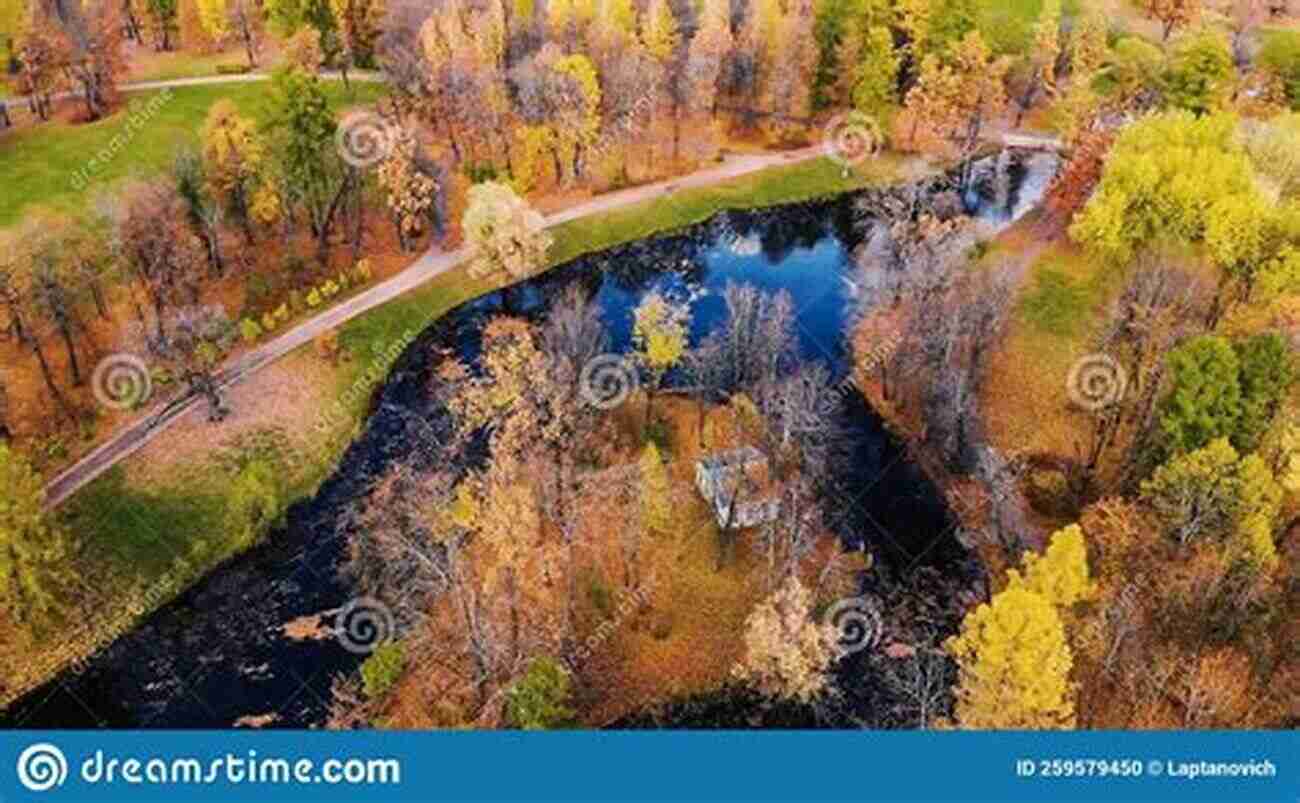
[
  {"x1": 58, "y1": 322, "x2": 82, "y2": 386},
  {"x1": 29, "y1": 338, "x2": 74, "y2": 420}
]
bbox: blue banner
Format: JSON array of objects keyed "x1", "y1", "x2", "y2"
[{"x1": 0, "y1": 731, "x2": 1294, "y2": 801}]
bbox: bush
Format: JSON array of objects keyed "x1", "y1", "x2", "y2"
[
  {"x1": 1259, "y1": 30, "x2": 1300, "y2": 111},
  {"x1": 261, "y1": 311, "x2": 277, "y2": 332},
  {"x1": 321, "y1": 279, "x2": 340, "y2": 299},
  {"x1": 504, "y1": 657, "x2": 575, "y2": 730},
  {"x1": 307, "y1": 288, "x2": 322, "y2": 308},
  {"x1": 354, "y1": 258, "x2": 373, "y2": 282},
  {"x1": 289, "y1": 290, "x2": 305, "y2": 313},
  {"x1": 336, "y1": 271, "x2": 351, "y2": 291},
  {"x1": 315, "y1": 329, "x2": 341, "y2": 362},
  {"x1": 273, "y1": 303, "x2": 290, "y2": 323},
  {"x1": 240, "y1": 318, "x2": 263, "y2": 343},
  {"x1": 360, "y1": 642, "x2": 406, "y2": 699}
]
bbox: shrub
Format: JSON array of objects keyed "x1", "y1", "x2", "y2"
[
  {"x1": 1259, "y1": 30, "x2": 1300, "y2": 111},
  {"x1": 360, "y1": 642, "x2": 406, "y2": 699},
  {"x1": 505, "y1": 657, "x2": 575, "y2": 729},
  {"x1": 307, "y1": 289, "x2": 322, "y2": 308},
  {"x1": 273, "y1": 303, "x2": 290, "y2": 323},
  {"x1": 315, "y1": 330, "x2": 341, "y2": 362},
  {"x1": 354, "y1": 258, "x2": 373, "y2": 282},
  {"x1": 321, "y1": 279, "x2": 340, "y2": 299},
  {"x1": 240, "y1": 318, "x2": 263, "y2": 343},
  {"x1": 261, "y1": 311, "x2": 277, "y2": 332},
  {"x1": 289, "y1": 290, "x2": 305, "y2": 313}
]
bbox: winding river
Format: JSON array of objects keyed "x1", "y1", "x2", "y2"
[{"x1": 2, "y1": 151, "x2": 1056, "y2": 729}]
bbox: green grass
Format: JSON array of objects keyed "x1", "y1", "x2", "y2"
[
  {"x1": 127, "y1": 50, "x2": 257, "y2": 84},
  {"x1": 0, "y1": 81, "x2": 386, "y2": 227},
  {"x1": 548, "y1": 154, "x2": 906, "y2": 266}
]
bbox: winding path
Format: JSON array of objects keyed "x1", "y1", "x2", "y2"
[{"x1": 43, "y1": 144, "x2": 826, "y2": 507}]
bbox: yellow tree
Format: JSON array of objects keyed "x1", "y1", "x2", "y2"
[
  {"x1": 946, "y1": 585, "x2": 1076, "y2": 729},
  {"x1": 200, "y1": 99, "x2": 265, "y2": 242},
  {"x1": 632, "y1": 291, "x2": 690, "y2": 429},
  {"x1": 1009, "y1": 523, "x2": 1097, "y2": 609}
]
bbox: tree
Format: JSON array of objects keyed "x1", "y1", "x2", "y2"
[
  {"x1": 682, "y1": 0, "x2": 731, "y2": 157},
  {"x1": 1010, "y1": 524, "x2": 1096, "y2": 609},
  {"x1": 1141, "y1": 0, "x2": 1203, "y2": 40},
  {"x1": 376, "y1": 130, "x2": 440, "y2": 251},
  {"x1": 0, "y1": 443, "x2": 72, "y2": 630},
  {"x1": 1162, "y1": 27, "x2": 1233, "y2": 115},
  {"x1": 462, "y1": 181, "x2": 552, "y2": 284},
  {"x1": 265, "y1": 65, "x2": 354, "y2": 263},
  {"x1": 945, "y1": 585, "x2": 1075, "y2": 729},
  {"x1": 631, "y1": 291, "x2": 690, "y2": 427},
  {"x1": 639, "y1": 442, "x2": 672, "y2": 537},
  {"x1": 1233, "y1": 333, "x2": 1293, "y2": 453},
  {"x1": 49, "y1": 0, "x2": 127, "y2": 121},
  {"x1": 851, "y1": 26, "x2": 899, "y2": 119},
  {"x1": 732, "y1": 574, "x2": 836, "y2": 703},
  {"x1": 1012, "y1": 0, "x2": 1060, "y2": 123},
  {"x1": 1070, "y1": 112, "x2": 1255, "y2": 265},
  {"x1": 1140, "y1": 437, "x2": 1243, "y2": 544},
  {"x1": 505, "y1": 656, "x2": 576, "y2": 729},
  {"x1": 1159, "y1": 335, "x2": 1243, "y2": 455},
  {"x1": 200, "y1": 99, "x2": 264, "y2": 243},
  {"x1": 1258, "y1": 29, "x2": 1300, "y2": 110}
]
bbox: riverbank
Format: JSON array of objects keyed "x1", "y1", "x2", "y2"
[{"x1": 0, "y1": 153, "x2": 912, "y2": 714}]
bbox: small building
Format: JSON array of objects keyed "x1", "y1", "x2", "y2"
[{"x1": 695, "y1": 447, "x2": 780, "y2": 530}]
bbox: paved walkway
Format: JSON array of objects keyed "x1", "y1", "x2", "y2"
[{"x1": 43, "y1": 145, "x2": 825, "y2": 507}]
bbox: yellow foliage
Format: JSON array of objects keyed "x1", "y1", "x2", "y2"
[
  {"x1": 946, "y1": 585, "x2": 1076, "y2": 729},
  {"x1": 1010, "y1": 524, "x2": 1097, "y2": 609}
]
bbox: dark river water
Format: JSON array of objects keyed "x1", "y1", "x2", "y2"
[{"x1": 2, "y1": 153, "x2": 1054, "y2": 729}]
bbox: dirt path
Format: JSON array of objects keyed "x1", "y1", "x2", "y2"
[{"x1": 43, "y1": 145, "x2": 826, "y2": 507}]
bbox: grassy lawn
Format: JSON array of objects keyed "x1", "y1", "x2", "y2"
[
  {"x1": 0, "y1": 151, "x2": 909, "y2": 706},
  {"x1": 0, "y1": 81, "x2": 386, "y2": 227},
  {"x1": 548, "y1": 154, "x2": 908, "y2": 266},
  {"x1": 126, "y1": 49, "x2": 259, "y2": 84}
]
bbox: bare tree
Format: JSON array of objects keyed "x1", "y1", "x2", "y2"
[{"x1": 882, "y1": 643, "x2": 954, "y2": 728}]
